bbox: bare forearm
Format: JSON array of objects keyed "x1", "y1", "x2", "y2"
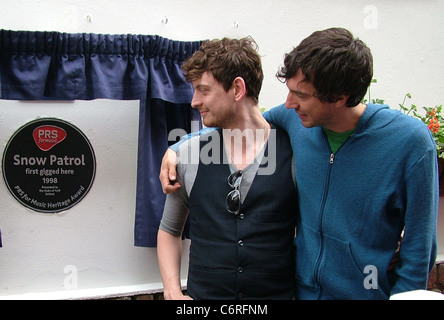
[{"x1": 157, "y1": 229, "x2": 190, "y2": 299}]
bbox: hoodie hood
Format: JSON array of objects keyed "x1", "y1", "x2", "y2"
[{"x1": 354, "y1": 103, "x2": 401, "y2": 134}]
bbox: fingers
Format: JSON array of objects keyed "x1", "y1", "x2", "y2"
[
  {"x1": 159, "y1": 148, "x2": 181, "y2": 194},
  {"x1": 166, "y1": 148, "x2": 178, "y2": 181},
  {"x1": 163, "y1": 180, "x2": 182, "y2": 194}
]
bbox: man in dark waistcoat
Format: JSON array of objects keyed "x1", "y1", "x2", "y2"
[{"x1": 157, "y1": 37, "x2": 298, "y2": 300}]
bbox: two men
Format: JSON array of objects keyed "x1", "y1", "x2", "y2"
[{"x1": 159, "y1": 28, "x2": 438, "y2": 300}]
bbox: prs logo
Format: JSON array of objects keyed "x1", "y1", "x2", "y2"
[{"x1": 32, "y1": 125, "x2": 67, "y2": 151}]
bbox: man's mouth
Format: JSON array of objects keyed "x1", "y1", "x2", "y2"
[{"x1": 296, "y1": 111, "x2": 307, "y2": 120}]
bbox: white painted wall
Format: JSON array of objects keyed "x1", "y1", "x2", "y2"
[
  {"x1": 0, "y1": 100, "x2": 192, "y2": 299},
  {"x1": 0, "y1": 0, "x2": 443, "y2": 298}
]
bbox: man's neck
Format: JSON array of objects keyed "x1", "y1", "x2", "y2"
[
  {"x1": 223, "y1": 105, "x2": 270, "y2": 170},
  {"x1": 324, "y1": 103, "x2": 367, "y2": 132}
]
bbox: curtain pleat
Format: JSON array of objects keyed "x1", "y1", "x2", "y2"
[{"x1": 0, "y1": 29, "x2": 202, "y2": 247}]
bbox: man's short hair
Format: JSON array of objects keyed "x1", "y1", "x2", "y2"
[
  {"x1": 182, "y1": 36, "x2": 264, "y2": 105},
  {"x1": 277, "y1": 27, "x2": 373, "y2": 107}
]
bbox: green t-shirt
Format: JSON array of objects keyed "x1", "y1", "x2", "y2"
[{"x1": 322, "y1": 127, "x2": 355, "y2": 154}]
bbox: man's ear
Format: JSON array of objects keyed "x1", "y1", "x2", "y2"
[
  {"x1": 335, "y1": 94, "x2": 349, "y2": 107},
  {"x1": 232, "y1": 77, "x2": 247, "y2": 101}
]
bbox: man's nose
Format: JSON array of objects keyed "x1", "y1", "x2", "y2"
[
  {"x1": 191, "y1": 93, "x2": 200, "y2": 109},
  {"x1": 285, "y1": 93, "x2": 300, "y2": 110}
]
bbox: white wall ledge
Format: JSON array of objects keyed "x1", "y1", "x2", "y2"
[{"x1": 0, "y1": 282, "x2": 178, "y2": 300}]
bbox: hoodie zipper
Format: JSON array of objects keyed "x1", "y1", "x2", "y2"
[
  {"x1": 313, "y1": 129, "x2": 356, "y2": 299},
  {"x1": 313, "y1": 151, "x2": 334, "y2": 298},
  {"x1": 313, "y1": 129, "x2": 339, "y2": 299}
]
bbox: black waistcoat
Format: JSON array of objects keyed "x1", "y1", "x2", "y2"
[{"x1": 187, "y1": 127, "x2": 297, "y2": 300}]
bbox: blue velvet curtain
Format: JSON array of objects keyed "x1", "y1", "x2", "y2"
[{"x1": 0, "y1": 29, "x2": 202, "y2": 247}]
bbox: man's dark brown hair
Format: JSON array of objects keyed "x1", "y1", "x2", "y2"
[{"x1": 277, "y1": 27, "x2": 373, "y2": 107}]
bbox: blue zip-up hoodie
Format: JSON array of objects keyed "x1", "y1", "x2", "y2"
[{"x1": 264, "y1": 103, "x2": 438, "y2": 300}]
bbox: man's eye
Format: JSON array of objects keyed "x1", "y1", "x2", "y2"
[{"x1": 296, "y1": 92, "x2": 309, "y2": 99}]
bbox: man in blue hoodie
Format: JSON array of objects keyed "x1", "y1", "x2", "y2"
[{"x1": 160, "y1": 28, "x2": 438, "y2": 299}]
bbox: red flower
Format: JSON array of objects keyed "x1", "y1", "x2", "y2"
[
  {"x1": 428, "y1": 109, "x2": 437, "y2": 117},
  {"x1": 428, "y1": 116, "x2": 440, "y2": 134}
]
